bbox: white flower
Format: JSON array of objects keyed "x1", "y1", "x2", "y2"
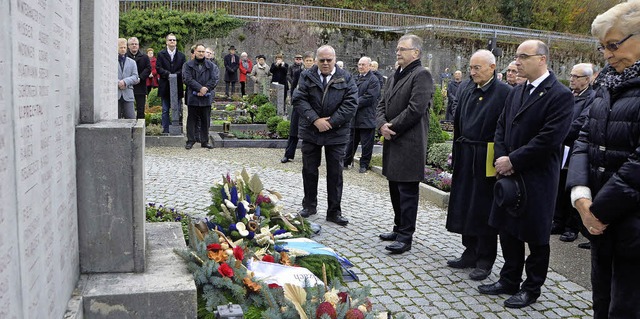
[
  {"x1": 236, "y1": 222, "x2": 249, "y2": 237},
  {"x1": 224, "y1": 199, "x2": 237, "y2": 210}
]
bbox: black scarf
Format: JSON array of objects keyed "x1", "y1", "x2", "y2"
[
  {"x1": 393, "y1": 59, "x2": 422, "y2": 85},
  {"x1": 595, "y1": 60, "x2": 640, "y2": 92}
]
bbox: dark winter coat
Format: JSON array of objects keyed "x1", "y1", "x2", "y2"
[
  {"x1": 293, "y1": 65, "x2": 358, "y2": 145},
  {"x1": 183, "y1": 58, "x2": 219, "y2": 107},
  {"x1": 446, "y1": 77, "x2": 511, "y2": 235},
  {"x1": 489, "y1": 72, "x2": 573, "y2": 245},
  {"x1": 126, "y1": 50, "x2": 151, "y2": 95},
  {"x1": 567, "y1": 73, "x2": 640, "y2": 232},
  {"x1": 223, "y1": 53, "x2": 240, "y2": 82},
  {"x1": 270, "y1": 62, "x2": 289, "y2": 93},
  {"x1": 156, "y1": 48, "x2": 186, "y2": 100},
  {"x1": 375, "y1": 60, "x2": 433, "y2": 182},
  {"x1": 353, "y1": 71, "x2": 381, "y2": 129},
  {"x1": 287, "y1": 63, "x2": 304, "y2": 94},
  {"x1": 563, "y1": 86, "x2": 595, "y2": 168},
  {"x1": 445, "y1": 80, "x2": 462, "y2": 120}
]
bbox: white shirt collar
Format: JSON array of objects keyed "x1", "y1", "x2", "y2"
[{"x1": 527, "y1": 70, "x2": 550, "y2": 91}]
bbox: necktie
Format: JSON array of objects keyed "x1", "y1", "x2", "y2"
[
  {"x1": 322, "y1": 75, "x2": 328, "y2": 88},
  {"x1": 523, "y1": 84, "x2": 534, "y2": 102}
]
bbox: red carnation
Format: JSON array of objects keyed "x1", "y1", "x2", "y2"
[
  {"x1": 218, "y1": 263, "x2": 234, "y2": 278},
  {"x1": 207, "y1": 243, "x2": 222, "y2": 251},
  {"x1": 262, "y1": 255, "x2": 275, "y2": 263},
  {"x1": 233, "y1": 246, "x2": 244, "y2": 261},
  {"x1": 316, "y1": 301, "x2": 337, "y2": 319},
  {"x1": 338, "y1": 291, "x2": 349, "y2": 303},
  {"x1": 268, "y1": 283, "x2": 281, "y2": 289}
]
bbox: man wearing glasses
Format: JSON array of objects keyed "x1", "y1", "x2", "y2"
[
  {"x1": 156, "y1": 33, "x2": 186, "y2": 134},
  {"x1": 479, "y1": 40, "x2": 573, "y2": 309},
  {"x1": 376, "y1": 34, "x2": 434, "y2": 254},
  {"x1": 293, "y1": 45, "x2": 358, "y2": 226},
  {"x1": 552, "y1": 63, "x2": 596, "y2": 248},
  {"x1": 505, "y1": 61, "x2": 518, "y2": 86}
]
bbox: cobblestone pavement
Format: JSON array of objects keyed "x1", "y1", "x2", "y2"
[{"x1": 146, "y1": 147, "x2": 593, "y2": 318}]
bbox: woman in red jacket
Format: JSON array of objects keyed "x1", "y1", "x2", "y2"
[
  {"x1": 146, "y1": 48, "x2": 159, "y2": 95},
  {"x1": 238, "y1": 52, "x2": 253, "y2": 96}
]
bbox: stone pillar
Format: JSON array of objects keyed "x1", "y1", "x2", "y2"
[
  {"x1": 76, "y1": 120, "x2": 146, "y2": 273},
  {"x1": 270, "y1": 82, "x2": 286, "y2": 116},
  {"x1": 168, "y1": 74, "x2": 183, "y2": 135}
]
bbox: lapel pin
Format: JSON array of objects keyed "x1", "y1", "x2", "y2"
[{"x1": 479, "y1": 97, "x2": 483, "y2": 101}]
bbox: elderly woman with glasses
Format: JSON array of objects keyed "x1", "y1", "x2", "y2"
[{"x1": 566, "y1": 1, "x2": 640, "y2": 317}]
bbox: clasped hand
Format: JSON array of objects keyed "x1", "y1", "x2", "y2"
[
  {"x1": 495, "y1": 156, "x2": 514, "y2": 176},
  {"x1": 380, "y1": 123, "x2": 396, "y2": 140},
  {"x1": 575, "y1": 198, "x2": 607, "y2": 235},
  {"x1": 313, "y1": 117, "x2": 332, "y2": 132}
]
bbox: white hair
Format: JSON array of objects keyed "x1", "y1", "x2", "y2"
[{"x1": 472, "y1": 49, "x2": 496, "y2": 65}]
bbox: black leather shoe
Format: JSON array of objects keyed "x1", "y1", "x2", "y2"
[
  {"x1": 385, "y1": 241, "x2": 411, "y2": 254},
  {"x1": 550, "y1": 223, "x2": 564, "y2": 235},
  {"x1": 201, "y1": 143, "x2": 214, "y2": 149},
  {"x1": 185, "y1": 142, "x2": 194, "y2": 150},
  {"x1": 326, "y1": 215, "x2": 349, "y2": 226},
  {"x1": 447, "y1": 257, "x2": 475, "y2": 269},
  {"x1": 478, "y1": 281, "x2": 519, "y2": 295},
  {"x1": 559, "y1": 231, "x2": 578, "y2": 242},
  {"x1": 578, "y1": 242, "x2": 591, "y2": 249},
  {"x1": 298, "y1": 208, "x2": 317, "y2": 218},
  {"x1": 379, "y1": 232, "x2": 397, "y2": 241},
  {"x1": 469, "y1": 268, "x2": 491, "y2": 281},
  {"x1": 504, "y1": 290, "x2": 538, "y2": 308},
  {"x1": 280, "y1": 157, "x2": 291, "y2": 163},
  {"x1": 358, "y1": 167, "x2": 367, "y2": 173}
]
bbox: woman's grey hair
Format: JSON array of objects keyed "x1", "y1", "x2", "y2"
[
  {"x1": 592, "y1": 0, "x2": 640, "y2": 40},
  {"x1": 399, "y1": 34, "x2": 423, "y2": 54}
]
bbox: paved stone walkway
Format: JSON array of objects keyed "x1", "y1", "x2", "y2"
[{"x1": 145, "y1": 147, "x2": 593, "y2": 318}]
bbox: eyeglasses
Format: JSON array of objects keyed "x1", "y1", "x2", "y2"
[
  {"x1": 167, "y1": 39, "x2": 177, "y2": 42},
  {"x1": 597, "y1": 34, "x2": 635, "y2": 52},
  {"x1": 396, "y1": 47, "x2": 417, "y2": 52},
  {"x1": 570, "y1": 74, "x2": 589, "y2": 79},
  {"x1": 506, "y1": 69, "x2": 518, "y2": 73},
  {"x1": 318, "y1": 59, "x2": 333, "y2": 63},
  {"x1": 295, "y1": 57, "x2": 303, "y2": 59},
  {"x1": 514, "y1": 53, "x2": 544, "y2": 60}
]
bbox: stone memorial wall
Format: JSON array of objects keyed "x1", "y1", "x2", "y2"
[{"x1": 4, "y1": 0, "x2": 81, "y2": 317}]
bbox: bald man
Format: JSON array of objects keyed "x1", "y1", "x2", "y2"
[{"x1": 445, "y1": 70, "x2": 463, "y2": 120}]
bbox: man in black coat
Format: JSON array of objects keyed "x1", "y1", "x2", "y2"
[
  {"x1": 156, "y1": 33, "x2": 186, "y2": 134},
  {"x1": 270, "y1": 53, "x2": 289, "y2": 102},
  {"x1": 552, "y1": 63, "x2": 596, "y2": 244},
  {"x1": 446, "y1": 50, "x2": 511, "y2": 281},
  {"x1": 376, "y1": 34, "x2": 433, "y2": 254},
  {"x1": 344, "y1": 56, "x2": 380, "y2": 173},
  {"x1": 445, "y1": 70, "x2": 463, "y2": 120},
  {"x1": 183, "y1": 44, "x2": 219, "y2": 150},
  {"x1": 293, "y1": 45, "x2": 358, "y2": 226},
  {"x1": 478, "y1": 40, "x2": 573, "y2": 309},
  {"x1": 281, "y1": 52, "x2": 314, "y2": 164},
  {"x1": 126, "y1": 37, "x2": 151, "y2": 119},
  {"x1": 223, "y1": 46, "x2": 240, "y2": 97}
]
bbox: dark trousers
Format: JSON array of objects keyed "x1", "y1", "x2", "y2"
[
  {"x1": 283, "y1": 108, "x2": 299, "y2": 159},
  {"x1": 134, "y1": 93, "x2": 146, "y2": 119},
  {"x1": 553, "y1": 169, "x2": 580, "y2": 232},
  {"x1": 461, "y1": 234, "x2": 498, "y2": 270},
  {"x1": 389, "y1": 181, "x2": 419, "y2": 244},
  {"x1": 345, "y1": 128, "x2": 375, "y2": 168},
  {"x1": 591, "y1": 233, "x2": 640, "y2": 319},
  {"x1": 498, "y1": 231, "x2": 550, "y2": 296},
  {"x1": 186, "y1": 105, "x2": 211, "y2": 144},
  {"x1": 240, "y1": 81, "x2": 246, "y2": 96},
  {"x1": 161, "y1": 98, "x2": 171, "y2": 133},
  {"x1": 225, "y1": 81, "x2": 236, "y2": 96},
  {"x1": 301, "y1": 141, "x2": 345, "y2": 217}
]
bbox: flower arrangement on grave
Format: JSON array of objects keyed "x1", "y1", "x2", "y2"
[
  {"x1": 145, "y1": 203, "x2": 190, "y2": 244},
  {"x1": 175, "y1": 168, "x2": 391, "y2": 318}
]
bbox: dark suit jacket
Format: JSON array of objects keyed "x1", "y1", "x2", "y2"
[
  {"x1": 223, "y1": 53, "x2": 240, "y2": 82},
  {"x1": 126, "y1": 50, "x2": 151, "y2": 95},
  {"x1": 353, "y1": 71, "x2": 380, "y2": 129},
  {"x1": 489, "y1": 72, "x2": 573, "y2": 245},
  {"x1": 376, "y1": 63, "x2": 433, "y2": 182},
  {"x1": 156, "y1": 48, "x2": 186, "y2": 100}
]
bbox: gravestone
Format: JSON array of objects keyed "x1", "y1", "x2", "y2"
[
  {"x1": 169, "y1": 74, "x2": 183, "y2": 135},
  {"x1": 270, "y1": 82, "x2": 286, "y2": 116},
  {"x1": 5, "y1": 0, "x2": 81, "y2": 317}
]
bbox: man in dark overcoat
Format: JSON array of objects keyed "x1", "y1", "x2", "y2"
[
  {"x1": 293, "y1": 45, "x2": 358, "y2": 226},
  {"x1": 445, "y1": 70, "x2": 463, "y2": 120},
  {"x1": 446, "y1": 50, "x2": 511, "y2": 281},
  {"x1": 156, "y1": 33, "x2": 186, "y2": 133},
  {"x1": 183, "y1": 44, "x2": 219, "y2": 150},
  {"x1": 223, "y1": 45, "x2": 240, "y2": 97},
  {"x1": 345, "y1": 56, "x2": 381, "y2": 173},
  {"x1": 126, "y1": 37, "x2": 151, "y2": 119},
  {"x1": 376, "y1": 34, "x2": 433, "y2": 254},
  {"x1": 478, "y1": 40, "x2": 573, "y2": 309}
]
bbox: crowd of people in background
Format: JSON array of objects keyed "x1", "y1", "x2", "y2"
[{"x1": 116, "y1": 0, "x2": 640, "y2": 314}]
